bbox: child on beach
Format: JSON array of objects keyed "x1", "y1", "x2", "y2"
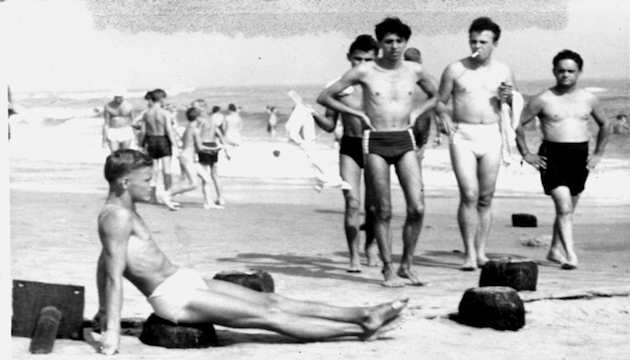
[
  {"x1": 96, "y1": 149, "x2": 407, "y2": 355},
  {"x1": 162, "y1": 107, "x2": 223, "y2": 210}
]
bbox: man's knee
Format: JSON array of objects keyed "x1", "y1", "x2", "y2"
[
  {"x1": 477, "y1": 192, "x2": 494, "y2": 209},
  {"x1": 406, "y1": 201, "x2": 425, "y2": 220},
  {"x1": 372, "y1": 201, "x2": 393, "y2": 221},
  {"x1": 459, "y1": 188, "x2": 479, "y2": 205}
]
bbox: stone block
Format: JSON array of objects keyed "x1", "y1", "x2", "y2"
[
  {"x1": 480, "y1": 258, "x2": 538, "y2": 291},
  {"x1": 139, "y1": 314, "x2": 217, "y2": 348},
  {"x1": 512, "y1": 213, "x2": 537, "y2": 227},
  {"x1": 29, "y1": 306, "x2": 62, "y2": 354},
  {"x1": 457, "y1": 286, "x2": 525, "y2": 331}
]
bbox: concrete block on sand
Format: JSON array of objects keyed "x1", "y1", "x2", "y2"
[
  {"x1": 512, "y1": 213, "x2": 538, "y2": 227},
  {"x1": 480, "y1": 258, "x2": 538, "y2": 291},
  {"x1": 29, "y1": 306, "x2": 62, "y2": 354},
  {"x1": 213, "y1": 270, "x2": 275, "y2": 293},
  {"x1": 456, "y1": 286, "x2": 526, "y2": 331},
  {"x1": 139, "y1": 314, "x2": 217, "y2": 349}
]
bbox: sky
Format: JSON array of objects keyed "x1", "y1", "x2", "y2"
[{"x1": 1, "y1": 0, "x2": 629, "y2": 93}]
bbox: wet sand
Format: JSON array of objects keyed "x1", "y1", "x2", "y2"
[{"x1": 9, "y1": 136, "x2": 630, "y2": 359}]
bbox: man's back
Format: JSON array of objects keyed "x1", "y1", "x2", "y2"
[
  {"x1": 143, "y1": 107, "x2": 168, "y2": 136},
  {"x1": 199, "y1": 116, "x2": 220, "y2": 143}
]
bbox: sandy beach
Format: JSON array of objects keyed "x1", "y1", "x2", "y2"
[{"x1": 8, "y1": 111, "x2": 630, "y2": 359}]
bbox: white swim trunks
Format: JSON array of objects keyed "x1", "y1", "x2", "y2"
[
  {"x1": 147, "y1": 268, "x2": 207, "y2": 324},
  {"x1": 106, "y1": 126, "x2": 135, "y2": 143},
  {"x1": 450, "y1": 122, "x2": 501, "y2": 158}
]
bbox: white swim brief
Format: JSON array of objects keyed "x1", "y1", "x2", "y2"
[
  {"x1": 147, "y1": 268, "x2": 207, "y2": 324},
  {"x1": 450, "y1": 122, "x2": 501, "y2": 158},
  {"x1": 106, "y1": 126, "x2": 135, "y2": 143}
]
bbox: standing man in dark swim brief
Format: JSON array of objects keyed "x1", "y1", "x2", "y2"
[
  {"x1": 516, "y1": 49, "x2": 610, "y2": 270},
  {"x1": 138, "y1": 89, "x2": 178, "y2": 205},
  {"x1": 318, "y1": 18, "x2": 438, "y2": 287},
  {"x1": 312, "y1": 34, "x2": 380, "y2": 273}
]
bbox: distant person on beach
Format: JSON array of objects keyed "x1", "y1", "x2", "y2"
[
  {"x1": 318, "y1": 18, "x2": 439, "y2": 287},
  {"x1": 223, "y1": 103, "x2": 243, "y2": 147},
  {"x1": 138, "y1": 89, "x2": 178, "y2": 204},
  {"x1": 516, "y1": 50, "x2": 611, "y2": 270},
  {"x1": 312, "y1": 34, "x2": 380, "y2": 273},
  {"x1": 162, "y1": 107, "x2": 224, "y2": 210},
  {"x1": 102, "y1": 88, "x2": 135, "y2": 152},
  {"x1": 438, "y1": 17, "x2": 516, "y2": 271},
  {"x1": 210, "y1": 105, "x2": 224, "y2": 133},
  {"x1": 95, "y1": 149, "x2": 407, "y2": 355},
  {"x1": 132, "y1": 91, "x2": 154, "y2": 148},
  {"x1": 403, "y1": 47, "x2": 442, "y2": 162},
  {"x1": 266, "y1": 106, "x2": 279, "y2": 140},
  {"x1": 613, "y1": 113, "x2": 629, "y2": 134},
  {"x1": 195, "y1": 99, "x2": 227, "y2": 208}
]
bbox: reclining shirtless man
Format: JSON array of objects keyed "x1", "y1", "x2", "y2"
[
  {"x1": 318, "y1": 17, "x2": 438, "y2": 287},
  {"x1": 96, "y1": 149, "x2": 407, "y2": 355}
]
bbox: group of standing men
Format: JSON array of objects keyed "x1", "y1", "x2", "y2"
[
  {"x1": 317, "y1": 17, "x2": 610, "y2": 287},
  {"x1": 102, "y1": 88, "x2": 245, "y2": 209}
]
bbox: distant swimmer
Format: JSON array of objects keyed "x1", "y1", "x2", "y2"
[
  {"x1": 311, "y1": 34, "x2": 380, "y2": 272},
  {"x1": 318, "y1": 18, "x2": 439, "y2": 287},
  {"x1": 95, "y1": 149, "x2": 408, "y2": 354},
  {"x1": 103, "y1": 87, "x2": 135, "y2": 152},
  {"x1": 438, "y1": 17, "x2": 517, "y2": 271},
  {"x1": 195, "y1": 99, "x2": 227, "y2": 208},
  {"x1": 516, "y1": 50, "x2": 611, "y2": 270},
  {"x1": 267, "y1": 106, "x2": 279, "y2": 140},
  {"x1": 137, "y1": 88, "x2": 178, "y2": 205},
  {"x1": 613, "y1": 113, "x2": 629, "y2": 134},
  {"x1": 162, "y1": 107, "x2": 223, "y2": 210},
  {"x1": 223, "y1": 103, "x2": 243, "y2": 147}
]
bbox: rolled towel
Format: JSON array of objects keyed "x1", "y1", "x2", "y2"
[{"x1": 500, "y1": 91, "x2": 524, "y2": 166}]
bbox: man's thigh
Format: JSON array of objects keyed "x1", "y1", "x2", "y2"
[
  {"x1": 449, "y1": 142, "x2": 479, "y2": 194},
  {"x1": 365, "y1": 154, "x2": 391, "y2": 207},
  {"x1": 395, "y1": 151, "x2": 424, "y2": 207},
  {"x1": 477, "y1": 146, "x2": 501, "y2": 197},
  {"x1": 340, "y1": 154, "x2": 363, "y2": 201}
]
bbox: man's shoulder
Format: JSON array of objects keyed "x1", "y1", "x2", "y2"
[{"x1": 98, "y1": 204, "x2": 133, "y2": 229}]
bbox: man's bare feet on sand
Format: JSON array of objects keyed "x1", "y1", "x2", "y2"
[
  {"x1": 347, "y1": 256, "x2": 362, "y2": 273},
  {"x1": 366, "y1": 245, "x2": 381, "y2": 267},
  {"x1": 397, "y1": 267, "x2": 426, "y2": 286},
  {"x1": 381, "y1": 263, "x2": 406, "y2": 287},
  {"x1": 360, "y1": 298, "x2": 408, "y2": 341},
  {"x1": 476, "y1": 255, "x2": 489, "y2": 267},
  {"x1": 461, "y1": 257, "x2": 477, "y2": 271},
  {"x1": 560, "y1": 252, "x2": 578, "y2": 270},
  {"x1": 546, "y1": 249, "x2": 567, "y2": 264}
]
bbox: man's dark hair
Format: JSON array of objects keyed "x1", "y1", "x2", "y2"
[
  {"x1": 212, "y1": 106, "x2": 221, "y2": 113},
  {"x1": 553, "y1": 49, "x2": 584, "y2": 71},
  {"x1": 151, "y1": 88, "x2": 167, "y2": 102},
  {"x1": 228, "y1": 103, "x2": 237, "y2": 112},
  {"x1": 469, "y1": 17, "x2": 501, "y2": 42},
  {"x1": 186, "y1": 107, "x2": 201, "y2": 121},
  {"x1": 104, "y1": 149, "x2": 153, "y2": 184},
  {"x1": 349, "y1": 34, "x2": 379, "y2": 54},
  {"x1": 375, "y1": 17, "x2": 411, "y2": 41},
  {"x1": 143, "y1": 91, "x2": 152, "y2": 101}
]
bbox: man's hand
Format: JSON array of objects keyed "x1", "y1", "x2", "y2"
[
  {"x1": 523, "y1": 153, "x2": 547, "y2": 170},
  {"x1": 498, "y1": 82, "x2": 513, "y2": 104},
  {"x1": 587, "y1": 153, "x2": 602, "y2": 170},
  {"x1": 359, "y1": 113, "x2": 375, "y2": 131},
  {"x1": 99, "y1": 329, "x2": 120, "y2": 355},
  {"x1": 437, "y1": 113, "x2": 452, "y2": 136}
]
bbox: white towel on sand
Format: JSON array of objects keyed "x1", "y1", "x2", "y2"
[{"x1": 500, "y1": 91, "x2": 524, "y2": 166}]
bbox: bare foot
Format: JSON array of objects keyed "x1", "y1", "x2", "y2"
[
  {"x1": 360, "y1": 298, "x2": 408, "y2": 341},
  {"x1": 381, "y1": 264, "x2": 406, "y2": 288},
  {"x1": 461, "y1": 258, "x2": 477, "y2": 271},
  {"x1": 366, "y1": 245, "x2": 381, "y2": 267},
  {"x1": 476, "y1": 255, "x2": 490, "y2": 267},
  {"x1": 397, "y1": 267, "x2": 426, "y2": 286},
  {"x1": 546, "y1": 249, "x2": 567, "y2": 264},
  {"x1": 560, "y1": 262, "x2": 577, "y2": 270},
  {"x1": 561, "y1": 252, "x2": 578, "y2": 270}
]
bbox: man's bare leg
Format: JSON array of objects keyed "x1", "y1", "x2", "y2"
[
  {"x1": 161, "y1": 156, "x2": 173, "y2": 192},
  {"x1": 363, "y1": 180, "x2": 380, "y2": 267},
  {"x1": 209, "y1": 162, "x2": 224, "y2": 205},
  {"x1": 450, "y1": 144, "x2": 481, "y2": 270},
  {"x1": 473, "y1": 149, "x2": 501, "y2": 267},
  {"x1": 340, "y1": 155, "x2": 363, "y2": 272},
  {"x1": 550, "y1": 187, "x2": 579, "y2": 269},
  {"x1": 366, "y1": 155, "x2": 405, "y2": 287},
  {"x1": 394, "y1": 152, "x2": 425, "y2": 285},
  {"x1": 182, "y1": 279, "x2": 408, "y2": 341},
  {"x1": 547, "y1": 193, "x2": 580, "y2": 264}
]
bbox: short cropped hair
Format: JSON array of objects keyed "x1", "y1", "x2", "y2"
[
  {"x1": 375, "y1": 17, "x2": 411, "y2": 41},
  {"x1": 104, "y1": 149, "x2": 153, "y2": 184},
  {"x1": 211, "y1": 106, "x2": 221, "y2": 113},
  {"x1": 469, "y1": 17, "x2": 501, "y2": 42},
  {"x1": 144, "y1": 91, "x2": 152, "y2": 101},
  {"x1": 553, "y1": 49, "x2": 584, "y2": 71},
  {"x1": 404, "y1": 47, "x2": 421, "y2": 63},
  {"x1": 186, "y1": 107, "x2": 201, "y2": 121},
  {"x1": 349, "y1": 34, "x2": 379, "y2": 54},
  {"x1": 228, "y1": 103, "x2": 237, "y2": 111},
  {"x1": 151, "y1": 88, "x2": 167, "y2": 102}
]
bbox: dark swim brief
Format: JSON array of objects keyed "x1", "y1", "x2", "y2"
[
  {"x1": 145, "y1": 135, "x2": 172, "y2": 159},
  {"x1": 340, "y1": 135, "x2": 364, "y2": 168},
  {"x1": 538, "y1": 140, "x2": 589, "y2": 196},
  {"x1": 198, "y1": 142, "x2": 219, "y2": 165},
  {"x1": 363, "y1": 129, "x2": 417, "y2": 165}
]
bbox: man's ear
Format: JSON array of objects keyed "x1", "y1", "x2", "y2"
[{"x1": 120, "y1": 177, "x2": 130, "y2": 189}]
